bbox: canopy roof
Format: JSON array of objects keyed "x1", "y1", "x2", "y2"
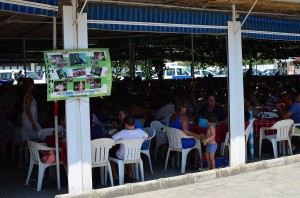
[
  {"x1": 88, "y1": 0, "x2": 300, "y2": 17},
  {"x1": 0, "y1": 0, "x2": 299, "y2": 63}
]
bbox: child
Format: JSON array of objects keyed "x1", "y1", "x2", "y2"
[{"x1": 203, "y1": 113, "x2": 218, "y2": 169}]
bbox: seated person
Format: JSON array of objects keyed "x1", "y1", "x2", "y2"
[
  {"x1": 110, "y1": 115, "x2": 148, "y2": 183},
  {"x1": 185, "y1": 92, "x2": 200, "y2": 116},
  {"x1": 154, "y1": 95, "x2": 175, "y2": 122},
  {"x1": 296, "y1": 92, "x2": 300, "y2": 104},
  {"x1": 276, "y1": 93, "x2": 300, "y2": 150},
  {"x1": 265, "y1": 89, "x2": 280, "y2": 111},
  {"x1": 169, "y1": 98, "x2": 201, "y2": 168},
  {"x1": 90, "y1": 121, "x2": 105, "y2": 140},
  {"x1": 114, "y1": 108, "x2": 143, "y2": 130},
  {"x1": 169, "y1": 98, "x2": 201, "y2": 139},
  {"x1": 199, "y1": 93, "x2": 227, "y2": 123},
  {"x1": 91, "y1": 113, "x2": 101, "y2": 126},
  {"x1": 276, "y1": 93, "x2": 300, "y2": 124}
]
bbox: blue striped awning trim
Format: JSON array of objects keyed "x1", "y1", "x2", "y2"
[
  {"x1": 88, "y1": 22, "x2": 227, "y2": 34},
  {"x1": 25, "y1": 0, "x2": 58, "y2": 6},
  {"x1": 86, "y1": 4, "x2": 231, "y2": 26},
  {"x1": 241, "y1": 15, "x2": 300, "y2": 35},
  {"x1": 86, "y1": 3, "x2": 300, "y2": 41},
  {"x1": 242, "y1": 32, "x2": 300, "y2": 41},
  {"x1": 0, "y1": 0, "x2": 58, "y2": 16}
]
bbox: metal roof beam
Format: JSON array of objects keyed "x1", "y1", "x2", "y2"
[
  {"x1": 0, "y1": 0, "x2": 58, "y2": 11},
  {"x1": 89, "y1": 0, "x2": 298, "y2": 18}
]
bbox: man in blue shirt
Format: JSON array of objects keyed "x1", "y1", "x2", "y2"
[
  {"x1": 276, "y1": 93, "x2": 300, "y2": 150},
  {"x1": 277, "y1": 93, "x2": 300, "y2": 124}
]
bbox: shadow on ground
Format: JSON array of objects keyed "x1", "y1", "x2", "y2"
[{"x1": 1, "y1": 137, "x2": 300, "y2": 198}]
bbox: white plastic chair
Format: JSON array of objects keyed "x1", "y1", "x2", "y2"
[
  {"x1": 25, "y1": 139, "x2": 63, "y2": 191},
  {"x1": 160, "y1": 114, "x2": 171, "y2": 126},
  {"x1": 150, "y1": 121, "x2": 168, "y2": 162},
  {"x1": 164, "y1": 127, "x2": 202, "y2": 174},
  {"x1": 244, "y1": 118, "x2": 255, "y2": 161},
  {"x1": 220, "y1": 132, "x2": 230, "y2": 156},
  {"x1": 292, "y1": 123, "x2": 300, "y2": 137},
  {"x1": 91, "y1": 138, "x2": 115, "y2": 187},
  {"x1": 109, "y1": 139, "x2": 145, "y2": 185},
  {"x1": 38, "y1": 128, "x2": 54, "y2": 141},
  {"x1": 259, "y1": 119, "x2": 294, "y2": 158},
  {"x1": 141, "y1": 127, "x2": 156, "y2": 174},
  {"x1": 220, "y1": 119, "x2": 255, "y2": 160}
]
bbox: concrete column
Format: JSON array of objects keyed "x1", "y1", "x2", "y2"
[
  {"x1": 63, "y1": 5, "x2": 92, "y2": 193},
  {"x1": 227, "y1": 21, "x2": 246, "y2": 166}
]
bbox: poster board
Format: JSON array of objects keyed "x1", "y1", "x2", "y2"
[{"x1": 43, "y1": 49, "x2": 111, "y2": 101}]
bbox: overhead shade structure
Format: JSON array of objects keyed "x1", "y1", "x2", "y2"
[
  {"x1": 241, "y1": 15, "x2": 300, "y2": 41},
  {"x1": 86, "y1": 3, "x2": 300, "y2": 41},
  {"x1": 86, "y1": 3, "x2": 230, "y2": 34},
  {"x1": 0, "y1": 0, "x2": 58, "y2": 16}
]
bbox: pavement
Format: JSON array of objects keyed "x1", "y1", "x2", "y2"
[
  {"x1": 1, "y1": 142, "x2": 300, "y2": 198},
  {"x1": 120, "y1": 161, "x2": 300, "y2": 198}
]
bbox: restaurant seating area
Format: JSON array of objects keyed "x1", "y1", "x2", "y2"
[{"x1": 1, "y1": 75, "x2": 300, "y2": 195}]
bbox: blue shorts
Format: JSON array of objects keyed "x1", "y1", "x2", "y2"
[{"x1": 206, "y1": 143, "x2": 218, "y2": 153}]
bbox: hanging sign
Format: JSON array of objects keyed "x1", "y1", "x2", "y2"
[{"x1": 43, "y1": 48, "x2": 111, "y2": 101}]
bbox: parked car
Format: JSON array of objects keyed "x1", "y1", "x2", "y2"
[
  {"x1": 152, "y1": 65, "x2": 191, "y2": 79},
  {"x1": 0, "y1": 70, "x2": 46, "y2": 85},
  {"x1": 215, "y1": 70, "x2": 227, "y2": 77},
  {"x1": 0, "y1": 77, "x2": 14, "y2": 85},
  {"x1": 194, "y1": 70, "x2": 216, "y2": 78},
  {"x1": 135, "y1": 70, "x2": 146, "y2": 80},
  {"x1": 243, "y1": 68, "x2": 262, "y2": 75},
  {"x1": 261, "y1": 69, "x2": 278, "y2": 76}
]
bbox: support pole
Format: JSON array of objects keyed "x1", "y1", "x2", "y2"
[
  {"x1": 54, "y1": 100, "x2": 61, "y2": 189},
  {"x1": 191, "y1": 34, "x2": 195, "y2": 92},
  {"x1": 53, "y1": 17, "x2": 57, "y2": 50},
  {"x1": 129, "y1": 40, "x2": 134, "y2": 81},
  {"x1": 249, "y1": 48, "x2": 253, "y2": 73},
  {"x1": 23, "y1": 38, "x2": 26, "y2": 77},
  {"x1": 132, "y1": 46, "x2": 136, "y2": 79},
  {"x1": 53, "y1": 15, "x2": 61, "y2": 191},
  {"x1": 228, "y1": 5, "x2": 245, "y2": 166},
  {"x1": 63, "y1": 2, "x2": 92, "y2": 193}
]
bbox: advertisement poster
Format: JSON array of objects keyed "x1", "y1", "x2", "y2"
[{"x1": 43, "y1": 49, "x2": 111, "y2": 101}]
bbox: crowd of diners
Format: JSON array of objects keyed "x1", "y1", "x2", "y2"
[{"x1": 1, "y1": 74, "x2": 300, "y2": 184}]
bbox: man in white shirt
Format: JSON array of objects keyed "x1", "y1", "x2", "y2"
[{"x1": 110, "y1": 115, "x2": 148, "y2": 183}]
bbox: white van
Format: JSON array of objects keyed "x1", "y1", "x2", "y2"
[
  {"x1": 194, "y1": 70, "x2": 216, "y2": 78},
  {"x1": 152, "y1": 65, "x2": 191, "y2": 79},
  {"x1": 0, "y1": 70, "x2": 46, "y2": 85}
]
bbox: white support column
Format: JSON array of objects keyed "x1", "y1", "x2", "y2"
[
  {"x1": 227, "y1": 21, "x2": 246, "y2": 166},
  {"x1": 63, "y1": 5, "x2": 92, "y2": 193}
]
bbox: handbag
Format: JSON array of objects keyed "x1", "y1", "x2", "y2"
[{"x1": 39, "y1": 150, "x2": 56, "y2": 164}]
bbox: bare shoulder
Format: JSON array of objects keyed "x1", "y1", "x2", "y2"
[
  {"x1": 181, "y1": 115, "x2": 188, "y2": 121},
  {"x1": 25, "y1": 93, "x2": 33, "y2": 103},
  {"x1": 208, "y1": 125, "x2": 216, "y2": 131}
]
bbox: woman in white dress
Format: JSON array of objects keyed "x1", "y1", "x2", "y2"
[{"x1": 17, "y1": 78, "x2": 41, "y2": 168}]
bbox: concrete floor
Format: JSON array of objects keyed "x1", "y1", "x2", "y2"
[
  {"x1": 1, "y1": 140, "x2": 299, "y2": 198},
  {"x1": 122, "y1": 162, "x2": 300, "y2": 198}
]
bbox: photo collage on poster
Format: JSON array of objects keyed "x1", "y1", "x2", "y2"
[{"x1": 44, "y1": 49, "x2": 112, "y2": 101}]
